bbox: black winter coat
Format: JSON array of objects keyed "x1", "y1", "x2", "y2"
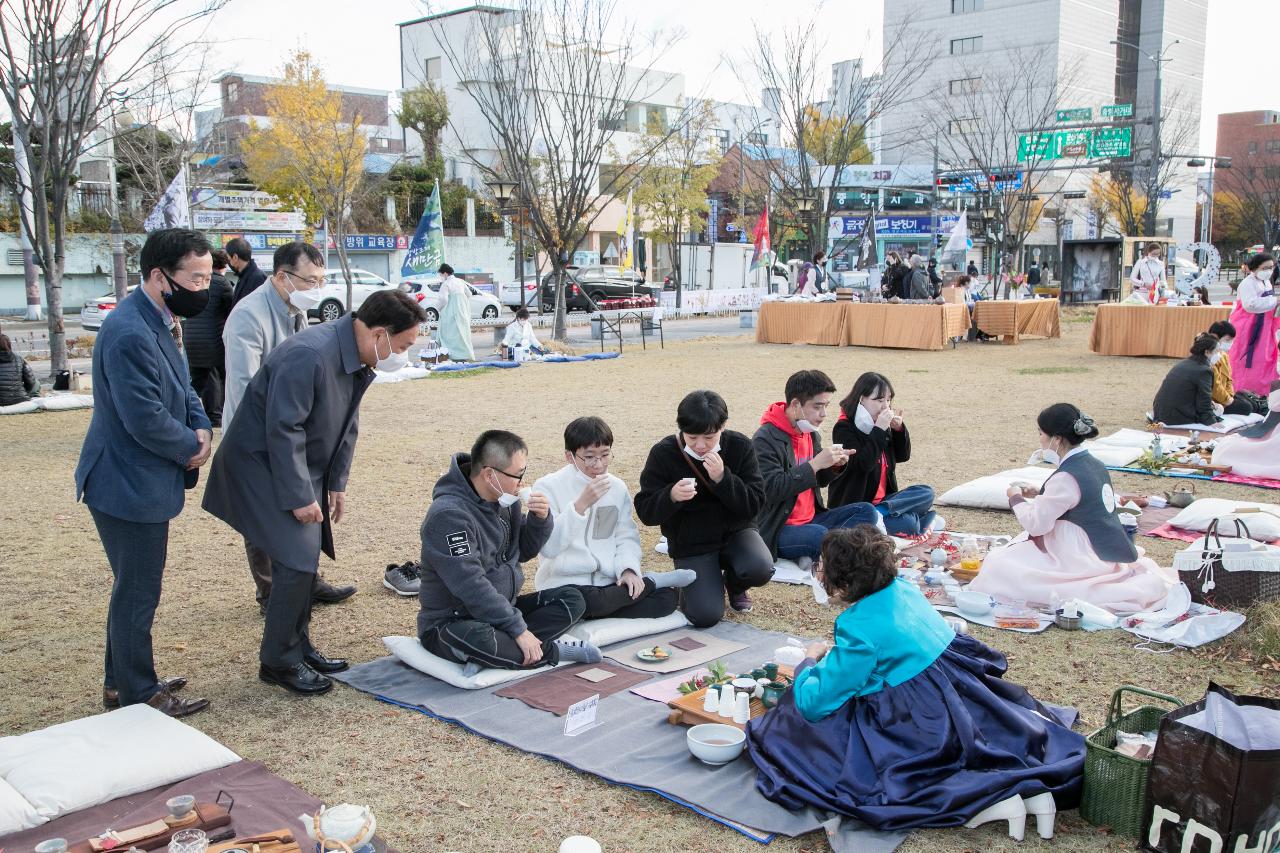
[
  {"x1": 883, "y1": 262, "x2": 907, "y2": 298},
  {"x1": 827, "y1": 416, "x2": 913, "y2": 508},
  {"x1": 231, "y1": 259, "x2": 268, "y2": 304},
  {"x1": 634, "y1": 430, "x2": 765, "y2": 559},
  {"x1": 181, "y1": 272, "x2": 234, "y2": 369},
  {"x1": 1152, "y1": 356, "x2": 1220, "y2": 427},
  {"x1": 0, "y1": 350, "x2": 38, "y2": 406}
]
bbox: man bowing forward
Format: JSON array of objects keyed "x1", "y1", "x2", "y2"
[{"x1": 204, "y1": 289, "x2": 425, "y2": 694}]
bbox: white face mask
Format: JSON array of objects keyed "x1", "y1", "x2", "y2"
[
  {"x1": 853, "y1": 404, "x2": 875, "y2": 434},
  {"x1": 1209, "y1": 351, "x2": 1223, "y2": 365},
  {"x1": 795, "y1": 418, "x2": 819, "y2": 434},
  {"x1": 374, "y1": 330, "x2": 409, "y2": 372},
  {"x1": 681, "y1": 439, "x2": 720, "y2": 462},
  {"x1": 283, "y1": 275, "x2": 322, "y2": 311},
  {"x1": 1219, "y1": 340, "x2": 1233, "y2": 353},
  {"x1": 487, "y1": 471, "x2": 521, "y2": 506},
  {"x1": 1028, "y1": 446, "x2": 1062, "y2": 467},
  {"x1": 1255, "y1": 269, "x2": 1275, "y2": 285}
]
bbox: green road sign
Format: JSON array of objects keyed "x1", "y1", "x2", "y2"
[
  {"x1": 1056, "y1": 108, "x2": 1092, "y2": 122},
  {"x1": 1016, "y1": 126, "x2": 1132, "y2": 161},
  {"x1": 1101, "y1": 103, "x2": 1134, "y2": 118}
]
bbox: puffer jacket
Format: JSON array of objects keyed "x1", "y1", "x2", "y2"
[
  {"x1": 0, "y1": 350, "x2": 38, "y2": 406},
  {"x1": 181, "y1": 272, "x2": 234, "y2": 369}
]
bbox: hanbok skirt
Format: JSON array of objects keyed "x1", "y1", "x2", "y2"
[
  {"x1": 1227, "y1": 302, "x2": 1279, "y2": 396},
  {"x1": 745, "y1": 634, "x2": 1085, "y2": 831}
]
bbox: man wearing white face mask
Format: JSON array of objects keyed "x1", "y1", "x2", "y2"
[
  {"x1": 204, "y1": 290, "x2": 427, "y2": 694},
  {"x1": 221, "y1": 241, "x2": 356, "y2": 612},
  {"x1": 418, "y1": 430, "x2": 604, "y2": 671}
]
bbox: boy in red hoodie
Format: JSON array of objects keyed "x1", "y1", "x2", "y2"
[{"x1": 752, "y1": 370, "x2": 883, "y2": 569}]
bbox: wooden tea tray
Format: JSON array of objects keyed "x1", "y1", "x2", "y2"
[
  {"x1": 666, "y1": 667, "x2": 794, "y2": 731},
  {"x1": 208, "y1": 829, "x2": 300, "y2": 853},
  {"x1": 1168, "y1": 459, "x2": 1231, "y2": 474}
]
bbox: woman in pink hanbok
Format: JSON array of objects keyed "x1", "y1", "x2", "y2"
[
  {"x1": 1227, "y1": 254, "x2": 1278, "y2": 396},
  {"x1": 1212, "y1": 384, "x2": 1280, "y2": 479},
  {"x1": 969, "y1": 404, "x2": 1172, "y2": 614}
]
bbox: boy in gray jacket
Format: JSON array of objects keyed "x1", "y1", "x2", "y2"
[{"x1": 418, "y1": 430, "x2": 602, "y2": 671}]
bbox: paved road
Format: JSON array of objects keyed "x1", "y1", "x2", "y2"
[{"x1": 7, "y1": 312, "x2": 751, "y2": 381}]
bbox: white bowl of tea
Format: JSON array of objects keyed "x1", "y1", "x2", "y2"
[{"x1": 687, "y1": 723, "x2": 747, "y2": 765}]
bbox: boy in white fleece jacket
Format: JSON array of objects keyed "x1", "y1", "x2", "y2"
[{"x1": 532, "y1": 417, "x2": 694, "y2": 619}]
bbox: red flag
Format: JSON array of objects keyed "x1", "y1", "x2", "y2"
[{"x1": 750, "y1": 206, "x2": 772, "y2": 271}]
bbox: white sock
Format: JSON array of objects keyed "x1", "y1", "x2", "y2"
[
  {"x1": 554, "y1": 638, "x2": 603, "y2": 664},
  {"x1": 644, "y1": 569, "x2": 697, "y2": 589}
]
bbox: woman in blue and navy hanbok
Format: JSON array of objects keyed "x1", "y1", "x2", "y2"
[{"x1": 746, "y1": 527, "x2": 1085, "y2": 833}]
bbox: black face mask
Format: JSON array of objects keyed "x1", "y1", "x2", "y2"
[{"x1": 161, "y1": 271, "x2": 210, "y2": 318}]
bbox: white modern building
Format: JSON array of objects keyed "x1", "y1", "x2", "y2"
[
  {"x1": 879, "y1": 0, "x2": 1207, "y2": 247},
  {"x1": 708, "y1": 100, "x2": 780, "y2": 155}
]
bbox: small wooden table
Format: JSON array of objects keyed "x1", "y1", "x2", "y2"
[{"x1": 972, "y1": 298, "x2": 1062, "y2": 344}]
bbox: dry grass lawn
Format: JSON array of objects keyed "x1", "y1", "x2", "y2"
[{"x1": 1, "y1": 311, "x2": 1276, "y2": 853}]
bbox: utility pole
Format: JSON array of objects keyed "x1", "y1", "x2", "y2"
[{"x1": 930, "y1": 133, "x2": 940, "y2": 258}]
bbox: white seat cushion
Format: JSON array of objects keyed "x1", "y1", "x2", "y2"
[
  {"x1": 936, "y1": 466, "x2": 1054, "y2": 511},
  {"x1": 1168, "y1": 499, "x2": 1280, "y2": 541},
  {"x1": 0, "y1": 400, "x2": 39, "y2": 415},
  {"x1": 36, "y1": 394, "x2": 93, "y2": 411},
  {"x1": 562, "y1": 612, "x2": 689, "y2": 647},
  {"x1": 0, "y1": 777, "x2": 42, "y2": 836},
  {"x1": 0, "y1": 704, "x2": 239, "y2": 822},
  {"x1": 383, "y1": 636, "x2": 560, "y2": 689}
]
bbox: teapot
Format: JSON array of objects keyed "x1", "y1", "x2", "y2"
[
  {"x1": 1164, "y1": 483, "x2": 1196, "y2": 509},
  {"x1": 300, "y1": 803, "x2": 377, "y2": 853}
]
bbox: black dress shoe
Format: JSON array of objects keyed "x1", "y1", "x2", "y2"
[
  {"x1": 259, "y1": 662, "x2": 332, "y2": 695},
  {"x1": 312, "y1": 580, "x2": 357, "y2": 605},
  {"x1": 304, "y1": 650, "x2": 350, "y2": 673},
  {"x1": 145, "y1": 687, "x2": 209, "y2": 718},
  {"x1": 104, "y1": 676, "x2": 188, "y2": 710}
]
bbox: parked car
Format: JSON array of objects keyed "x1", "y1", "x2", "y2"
[
  {"x1": 310, "y1": 268, "x2": 399, "y2": 323},
  {"x1": 80, "y1": 285, "x2": 137, "y2": 330},
  {"x1": 401, "y1": 277, "x2": 503, "y2": 322},
  {"x1": 539, "y1": 265, "x2": 658, "y2": 312},
  {"x1": 499, "y1": 277, "x2": 540, "y2": 309}
]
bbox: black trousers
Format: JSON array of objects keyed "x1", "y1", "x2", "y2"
[
  {"x1": 90, "y1": 507, "x2": 169, "y2": 705},
  {"x1": 247, "y1": 537, "x2": 321, "y2": 604},
  {"x1": 188, "y1": 364, "x2": 224, "y2": 426},
  {"x1": 674, "y1": 528, "x2": 774, "y2": 628},
  {"x1": 420, "y1": 586, "x2": 585, "y2": 670},
  {"x1": 574, "y1": 579, "x2": 678, "y2": 620},
  {"x1": 260, "y1": 559, "x2": 316, "y2": 668}
]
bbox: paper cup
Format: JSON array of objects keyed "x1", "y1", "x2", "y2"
[{"x1": 518, "y1": 487, "x2": 532, "y2": 504}]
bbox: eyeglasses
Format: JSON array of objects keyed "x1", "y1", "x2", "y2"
[
  {"x1": 163, "y1": 269, "x2": 211, "y2": 289},
  {"x1": 575, "y1": 451, "x2": 612, "y2": 466},
  {"x1": 282, "y1": 269, "x2": 324, "y2": 289},
  {"x1": 491, "y1": 465, "x2": 527, "y2": 484}
]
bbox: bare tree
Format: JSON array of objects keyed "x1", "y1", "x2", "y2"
[
  {"x1": 743, "y1": 19, "x2": 935, "y2": 259},
  {"x1": 0, "y1": 0, "x2": 226, "y2": 373},
  {"x1": 927, "y1": 48, "x2": 1085, "y2": 295},
  {"x1": 1214, "y1": 157, "x2": 1280, "y2": 252},
  {"x1": 426, "y1": 0, "x2": 690, "y2": 340}
]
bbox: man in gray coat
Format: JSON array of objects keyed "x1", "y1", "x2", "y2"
[
  {"x1": 222, "y1": 240, "x2": 356, "y2": 612},
  {"x1": 203, "y1": 289, "x2": 425, "y2": 694}
]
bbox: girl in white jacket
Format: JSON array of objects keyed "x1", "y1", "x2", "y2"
[{"x1": 532, "y1": 417, "x2": 694, "y2": 619}]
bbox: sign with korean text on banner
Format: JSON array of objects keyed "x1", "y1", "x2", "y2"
[
  {"x1": 1101, "y1": 103, "x2": 1133, "y2": 118},
  {"x1": 1017, "y1": 126, "x2": 1132, "y2": 161},
  {"x1": 828, "y1": 214, "x2": 960, "y2": 238},
  {"x1": 1056, "y1": 107, "x2": 1092, "y2": 122},
  {"x1": 193, "y1": 208, "x2": 306, "y2": 232}
]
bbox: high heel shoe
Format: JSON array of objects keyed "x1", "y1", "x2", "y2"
[
  {"x1": 965, "y1": 794, "x2": 1028, "y2": 841},
  {"x1": 1023, "y1": 792, "x2": 1057, "y2": 840}
]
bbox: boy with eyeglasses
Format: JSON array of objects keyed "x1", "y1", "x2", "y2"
[{"x1": 532, "y1": 417, "x2": 694, "y2": 620}]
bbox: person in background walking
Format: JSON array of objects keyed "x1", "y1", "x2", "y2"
[
  {"x1": 226, "y1": 237, "x2": 268, "y2": 304},
  {"x1": 74, "y1": 228, "x2": 215, "y2": 718},
  {"x1": 437, "y1": 263, "x2": 475, "y2": 361},
  {"x1": 182, "y1": 249, "x2": 234, "y2": 427},
  {"x1": 0, "y1": 333, "x2": 39, "y2": 406}
]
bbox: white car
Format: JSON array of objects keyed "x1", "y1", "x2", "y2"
[
  {"x1": 402, "y1": 277, "x2": 503, "y2": 322},
  {"x1": 80, "y1": 285, "x2": 137, "y2": 330},
  {"x1": 498, "y1": 277, "x2": 540, "y2": 309},
  {"x1": 310, "y1": 268, "x2": 399, "y2": 323}
]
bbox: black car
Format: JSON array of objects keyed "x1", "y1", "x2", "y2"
[{"x1": 539, "y1": 265, "x2": 659, "y2": 312}]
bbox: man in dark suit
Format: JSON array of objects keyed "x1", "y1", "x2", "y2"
[
  {"x1": 74, "y1": 228, "x2": 215, "y2": 718},
  {"x1": 203, "y1": 289, "x2": 425, "y2": 695},
  {"x1": 227, "y1": 237, "x2": 267, "y2": 303}
]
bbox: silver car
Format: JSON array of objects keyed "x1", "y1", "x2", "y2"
[
  {"x1": 309, "y1": 269, "x2": 398, "y2": 323},
  {"x1": 80, "y1": 285, "x2": 137, "y2": 330}
]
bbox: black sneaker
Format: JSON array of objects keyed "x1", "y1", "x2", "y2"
[{"x1": 383, "y1": 561, "x2": 421, "y2": 596}]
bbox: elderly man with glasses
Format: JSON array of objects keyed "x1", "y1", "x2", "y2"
[
  {"x1": 222, "y1": 241, "x2": 357, "y2": 613},
  {"x1": 417, "y1": 430, "x2": 603, "y2": 674},
  {"x1": 530, "y1": 416, "x2": 695, "y2": 620}
]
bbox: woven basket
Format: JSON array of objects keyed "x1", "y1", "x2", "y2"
[
  {"x1": 1174, "y1": 518, "x2": 1280, "y2": 608},
  {"x1": 1081, "y1": 686, "x2": 1184, "y2": 839}
]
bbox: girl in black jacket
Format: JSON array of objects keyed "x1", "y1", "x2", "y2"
[
  {"x1": 1151, "y1": 333, "x2": 1223, "y2": 427},
  {"x1": 635, "y1": 390, "x2": 771, "y2": 626},
  {"x1": 828, "y1": 372, "x2": 940, "y2": 535}
]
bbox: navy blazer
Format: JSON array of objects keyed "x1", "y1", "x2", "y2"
[{"x1": 75, "y1": 287, "x2": 212, "y2": 523}]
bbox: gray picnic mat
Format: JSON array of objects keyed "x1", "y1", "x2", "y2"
[{"x1": 333, "y1": 620, "x2": 906, "y2": 852}]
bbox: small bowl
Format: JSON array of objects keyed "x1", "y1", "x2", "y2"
[
  {"x1": 1054, "y1": 609, "x2": 1082, "y2": 631},
  {"x1": 687, "y1": 723, "x2": 747, "y2": 765},
  {"x1": 954, "y1": 588, "x2": 996, "y2": 618},
  {"x1": 730, "y1": 677, "x2": 757, "y2": 697},
  {"x1": 165, "y1": 794, "x2": 195, "y2": 819}
]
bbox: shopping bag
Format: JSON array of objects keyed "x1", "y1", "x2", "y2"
[{"x1": 1142, "y1": 682, "x2": 1280, "y2": 853}]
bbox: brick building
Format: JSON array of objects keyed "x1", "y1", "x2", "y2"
[{"x1": 1212, "y1": 110, "x2": 1280, "y2": 244}]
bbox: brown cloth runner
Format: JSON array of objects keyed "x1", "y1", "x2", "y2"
[
  {"x1": 494, "y1": 662, "x2": 651, "y2": 715},
  {"x1": 0, "y1": 760, "x2": 396, "y2": 853},
  {"x1": 605, "y1": 629, "x2": 749, "y2": 674},
  {"x1": 1089, "y1": 303, "x2": 1231, "y2": 358},
  {"x1": 756, "y1": 302, "x2": 970, "y2": 350},
  {"x1": 972, "y1": 299, "x2": 1062, "y2": 342}
]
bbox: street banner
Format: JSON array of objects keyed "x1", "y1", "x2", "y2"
[{"x1": 401, "y1": 180, "x2": 444, "y2": 277}]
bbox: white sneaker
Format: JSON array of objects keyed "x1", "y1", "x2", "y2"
[{"x1": 930, "y1": 514, "x2": 947, "y2": 533}]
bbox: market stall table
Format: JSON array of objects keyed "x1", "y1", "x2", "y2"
[
  {"x1": 756, "y1": 301, "x2": 969, "y2": 350},
  {"x1": 972, "y1": 298, "x2": 1061, "y2": 344},
  {"x1": 1089, "y1": 304, "x2": 1231, "y2": 358}
]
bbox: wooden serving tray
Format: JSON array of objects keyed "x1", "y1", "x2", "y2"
[
  {"x1": 208, "y1": 829, "x2": 300, "y2": 853},
  {"x1": 666, "y1": 667, "x2": 794, "y2": 731}
]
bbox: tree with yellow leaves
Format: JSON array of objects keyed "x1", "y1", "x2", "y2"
[
  {"x1": 802, "y1": 105, "x2": 871, "y2": 171},
  {"x1": 241, "y1": 50, "x2": 372, "y2": 310},
  {"x1": 1088, "y1": 172, "x2": 1148, "y2": 236}
]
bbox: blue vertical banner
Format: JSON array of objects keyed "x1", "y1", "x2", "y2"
[{"x1": 401, "y1": 180, "x2": 444, "y2": 277}]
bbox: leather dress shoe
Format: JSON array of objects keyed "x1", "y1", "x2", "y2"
[
  {"x1": 145, "y1": 687, "x2": 209, "y2": 718},
  {"x1": 304, "y1": 649, "x2": 349, "y2": 673},
  {"x1": 259, "y1": 662, "x2": 333, "y2": 695},
  {"x1": 103, "y1": 676, "x2": 188, "y2": 709},
  {"x1": 312, "y1": 579, "x2": 357, "y2": 605}
]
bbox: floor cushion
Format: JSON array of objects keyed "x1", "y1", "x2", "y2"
[
  {"x1": 563, "y1": 612, "x2": 689, "y2": 647},
  {"x1": 0, "y1": 400, "x2": 39, "y2": 415},
  {"x1": 383, "y1": 635, "x2": 560, "y2": 689},
  {"x1": 1168, "y1": 498, "x2": 1280, "y2": 541},
  {"x1": 0, "y1": 777, "x2": 41, "y2": 836},
  {"x1": 936, "y1": 466, "x2": 1054, "y2": 511}
]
